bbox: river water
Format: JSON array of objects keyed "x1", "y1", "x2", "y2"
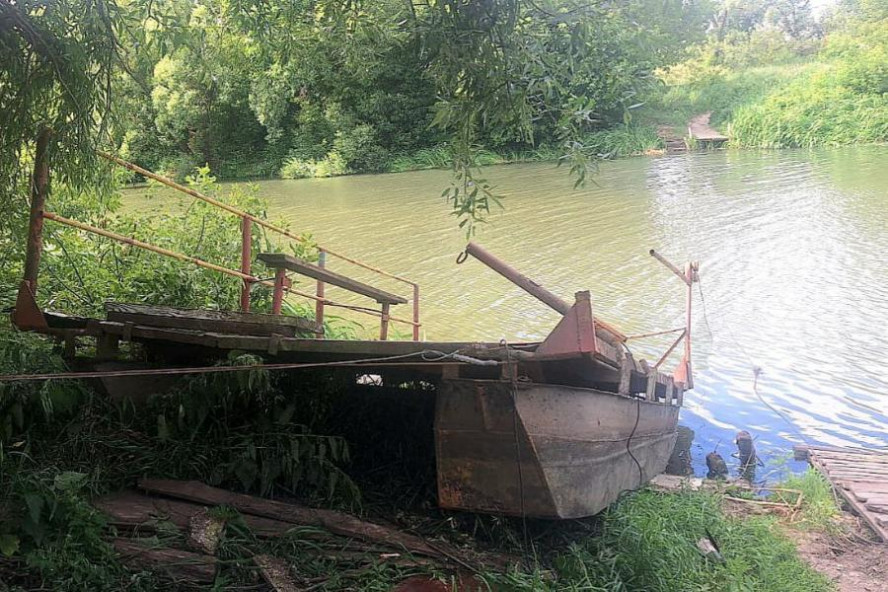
[{"x1": 125, "y1": 147, "x2": 888, "y2": 475}]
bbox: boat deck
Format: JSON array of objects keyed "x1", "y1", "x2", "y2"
[
  {"x1": 796, "y1": 445, "x2": 888, "y2": 542},
  {"x1": 30, "y1": 301, "x2": 683, "y2": 401}
]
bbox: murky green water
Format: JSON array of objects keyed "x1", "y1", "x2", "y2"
[{"x1": 125, "y1": 147, "x2": 888, "y2": 468}]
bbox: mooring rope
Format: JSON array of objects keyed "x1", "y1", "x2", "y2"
[
  {"x1": 696, "y1": 279, "x2": 810, "y2": 445},
  {"x1": 0, "y1": 349, "x2": 504, "y2": 383}
]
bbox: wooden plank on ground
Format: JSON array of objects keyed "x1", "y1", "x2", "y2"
[
  {"x1": 139, "y1": 479, "x2": 447, "y2": 559},
  {"x1": 806, "y1": 447, "x2": 888, "y2": 543},
  {"x1": 258, "y1": 253, "x2": 407, "y2": 305},
  {"x1": 106, "y1": 302, "x2": 319, "y2": 336},
  {"x1": 112, "y1": 538, "x2": 217, "y2": 583},
  {"x1": 95, "y1": 490, "x2": 300, "y2": 538}
]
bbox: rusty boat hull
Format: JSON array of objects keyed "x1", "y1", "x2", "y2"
[{"x1": 435, "y1": 378, "x2": 680, "y2": 519}]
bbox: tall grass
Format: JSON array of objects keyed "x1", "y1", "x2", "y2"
[
  {"x1": 482, "y1": 489, "x2": 834, "y2": 592},
  {"x1": 649, "y1": 21, "x2": 888, "y2": 148},
  {"x1": 648, "y1": 63, "x2": 808, "y2": 131},
  {"x1": 779, "y1": 468, "x2": 842, "y2": 531},
  {"x1": 730, "y1": 65, "x2": 888, "y2": 147}
]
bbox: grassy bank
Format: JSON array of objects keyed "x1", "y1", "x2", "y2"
[
  {"x1": 277, "y1": 125, "x2": 663, "y2": 180},
  {"x1": 0, "y1": 322, "x2": 846, "y2": 591},
  {"x1": 647, "y1": 22, "x2": 888, "y2": 148}
]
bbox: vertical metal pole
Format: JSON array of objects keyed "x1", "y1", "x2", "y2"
[
  {"x1": 380, "y1": 303, "x2": 390, "y2": 341},
  {"x1": 23, "y1": 127, "x2": 52, "y2": 293},
  {"x1": 272, "y1": 268, "x2": 288, "y2": 315},
  {"x1": 412, "y1": 283, "x2": 420, "y2": 341},
  {"x1": 315, "y1": 249, "x2": 326, "y2": 338},
  {"x1": 240, "y1": 216, "x2": 252, "y2": 312},
  {"x1": 683, "y1": 262, "x2": 694, "y2": 389}
]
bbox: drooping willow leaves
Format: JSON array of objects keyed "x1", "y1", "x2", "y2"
[{"x1": 1, "y1": 0, "x2": 706, "y2": 239}]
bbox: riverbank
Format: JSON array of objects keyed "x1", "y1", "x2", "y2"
[
  {"x1": 0, "y1": 323, "x2": 881, "y2": 591},
  {"x1": 271, "y1": 126, "x2": 663, "y2": 181},
  {"x1": 158, "y1": 124, "x2": 664, "y2": 183},
  {"x1": 646, "y1": 20, "x2": 888, "y2": 149}
]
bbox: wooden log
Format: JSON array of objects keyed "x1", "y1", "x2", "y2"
[
  {"x1": 139, "y1": 479, "x2": 446, "y2": 559},
  {"x1": 111, "y1": 538, "x2": 217, "y2": 583},
  {"x1": 463, "y1": 241, "x2": 627, "y2": 344},
  {"x1": 95, "y1": 490, "x2": 300, "y2": 539}
]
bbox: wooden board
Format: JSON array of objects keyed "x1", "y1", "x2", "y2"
[
  {"x1": 112, "y1": 538, "x2": 217, "y2": 583},
  {"x1": 258, "y1": 253, "x2": 407, "y2": 305},
  {"x1": 138, "y1": 479, "x2": 448, "y2": 559},
  {"x1": 96, "y1": 490, "x2": 302, "y2": 539},
  {"x1": 105, "y1": 302, "x2": 319, "y2": 336},
  {"x1": 800, "y1": 445, "x2": 888, "y2": 542},
  {"x1": 87, "y1": 319, "x2": 533, "y2": 361}
]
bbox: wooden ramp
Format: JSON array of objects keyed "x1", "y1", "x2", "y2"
[
  {"x1": 796, "y1": 445, "x2": 888, "y2": 542},
  {"x1": 688, "y1": 112, "x2": 728, "y2": 147}
]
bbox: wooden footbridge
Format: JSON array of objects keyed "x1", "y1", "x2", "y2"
[{"x1": 796, "y1": 445, "x2": 888, "y2": 542}]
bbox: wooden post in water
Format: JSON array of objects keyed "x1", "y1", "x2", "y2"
[{"x1": 23, "y1": 127, "x2": 52, "y2": 293}]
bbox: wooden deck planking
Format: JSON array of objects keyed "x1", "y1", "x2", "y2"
[
  {"x1": 105, "y1": 302, "x2": 320, "y2": 336},
  {"x1": 797, "y1": 445, "x2": 888, "y2": 542},
  {"x1": 73, "y1": 312, "x2": 682, "y2": 402},
  {"x1": 687, "y1": 112, "x2": 728, "y2": 144}
]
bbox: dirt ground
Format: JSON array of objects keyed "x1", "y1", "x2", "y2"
[
  {"x1": 792, "y1": 515, "x2": 888, "y2": 592},
  {"x1": 719, "y1": 495, "x2": 887, "y2": 592}
]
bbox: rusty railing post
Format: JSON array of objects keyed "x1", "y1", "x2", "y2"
[
  {"x1": 23, "y1": 127, "x2": 52, "y2": 293},
  {"x1": 380, "y1": 303, "x2": 390, "y2": 341},
  {"x1": 271, "y1": 268, "x2": 289, "y2": 315},
  {"x1": 240, "y1": 216, "x2": 252, "y2": 312},
  {"x1": 649, "y1": 249, "x2": 698, "y2": 388},
  {"x1": 315, "y1": 249, "x2": 326, "y2": 338},
  {"x1": 412, "y1": 283, "x2": 420, "y2": 341}
]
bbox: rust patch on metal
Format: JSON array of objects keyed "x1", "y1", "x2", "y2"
[{"x1": 12, "y1": 281, "x2": 48, "y2": 331}]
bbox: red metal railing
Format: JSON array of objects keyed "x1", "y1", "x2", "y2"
[
  {"x1": 101, "y1": 153, "x2": 421, "y2": 340},
  {"x1": 646, "y1": 250, "x2": 698, "y2": 388},
  {"x1": 462, "y1": 241, "x2": 697, "y2": 388},
  {"x1": 29, "y1": 149, "x2": 421, "y2": 340}
]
